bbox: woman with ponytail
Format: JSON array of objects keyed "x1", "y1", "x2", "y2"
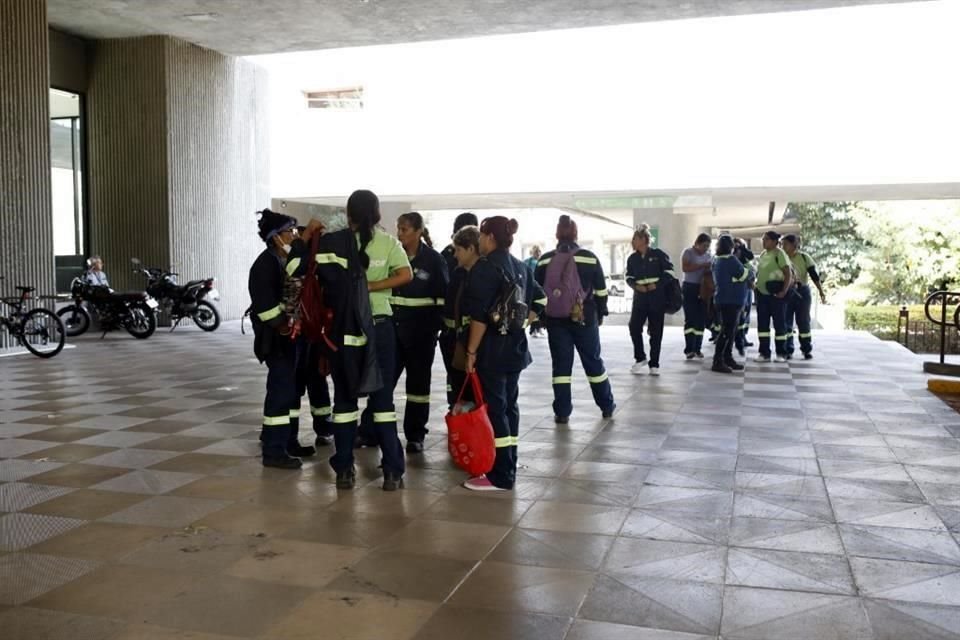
[
  {"x1": 391, "y1": 212, "x2": 449, "y2": 453},
  {"x1": 460, "y1": 216, "x2": 546, "y2": 491},
  {"x1": 292, "y1": 190, "x2": 412, "y2": 491}
]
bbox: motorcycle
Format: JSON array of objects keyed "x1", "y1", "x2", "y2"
[
  {"x1": 57, "y1": 264, "x2": 159, "y2": 339},
  {"x1": 131, "y1": 258, "x2": 221, "y2": 332}
]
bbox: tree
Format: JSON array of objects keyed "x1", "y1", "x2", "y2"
[
  {"x1": 856, "y1": 201, "x2": 960, "y2": 305},
  {"x1": 786, "y1": 201, "x2": 865, "y2": 296}
]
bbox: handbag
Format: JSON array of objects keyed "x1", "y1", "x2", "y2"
[{"x1": 445, "y1": 372, "x2": 496, "y2": 476}]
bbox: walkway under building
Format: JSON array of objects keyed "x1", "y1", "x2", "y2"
[{"x1": 1, "y1": 327, "x2": 958, "y2": 639}]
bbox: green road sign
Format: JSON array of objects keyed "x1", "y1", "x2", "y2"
[{"x1": 574, "y1": 196, "x2": 676, "y2": 210}]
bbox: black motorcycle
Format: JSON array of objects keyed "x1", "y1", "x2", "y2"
[
  {"x1": 57, "y1": 267, "x2": 158, "y2": 339},
  {"x1": 132, "y1": 258, "x2": 221, "y2": 332}
]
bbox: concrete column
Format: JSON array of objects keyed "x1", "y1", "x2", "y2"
[
  {"x1": 0, "y1": 0, "x2": 55, "y2": 301},
  {"x1": 631, "y1": 208, "x2": 703, "y2": 267},
  {"x1": 87, "y1": 36, "x2": 269, "y2": 319},
  {"x1": 379, "y1": 202, "x2": 414, "y2": 235}
]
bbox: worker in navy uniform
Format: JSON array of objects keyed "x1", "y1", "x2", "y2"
[
  {"x1": 711, "y1": 234, "x2": 750, "y2": 373},
  {"x1": 782, "y1": 234, "x2": 826, "y2": 360},
  {"x1": 440, "y1": 225, "x2": 481, "y2": 409},
  {"x1": 534, "y1": 215, "x2": 615, "y2": 423},
  {"x1": 462, "y1": 216, "x2": 546, "y2": 492},
  {"x1": 753, "y1": 230, "x2": 794, "y2": 363},
  {"x1": 440, "y1": 212, "x2": 478, "y2": 275},
  {"x1": 248, "y1": 209, "x2": 314, "y2": 469},
  {"x1": 290, "y1": 191, "x2": 404, "y2": 491},
  {"x1": 680, "y1": 234, "x2": 713, "y2": 358},
  {"x1": 733, "y1": 238, "x2": 756, "y2": 357},
  {"x1": 626, "y1": 223, "x2": 676, "y2": 376},
  {"x1": 391, "y1": 212, "x2": 449, "y2": 453}
]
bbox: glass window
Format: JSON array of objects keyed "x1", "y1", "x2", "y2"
[{"x1": 50, "y1": 88, "x2": 87, "y2": 292}]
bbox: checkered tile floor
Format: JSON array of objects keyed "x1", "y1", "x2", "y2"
[{"x1": 1, "y1": 323, "x2": 958, "y2": 639}]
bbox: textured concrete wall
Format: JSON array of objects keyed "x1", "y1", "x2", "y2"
[
  {"x1": 86, "y1": 36, "x2": 269, "y2": 318},
  {"x1": 0, "y1": 0, "x2": 55, "y2": 305},
  {"x1": 87, "y1": 37, "x2": 170, "y2": 294},
  {"x1": 165, "y1": 38, "x2": 269, "y2": 320}
]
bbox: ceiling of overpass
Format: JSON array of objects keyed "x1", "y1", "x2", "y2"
[
  {"x1": 47, "y1": 0, "x2": 925, "y2": 56},
  {"x1": 283, "y1": 183, "x2": 960, "y2": 212}
]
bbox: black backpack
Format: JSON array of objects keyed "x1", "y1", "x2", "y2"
[
  {"x1": 664, "y1": 273, "x2": 683, "y2": 315},
  {"x1": 489, "y1": 264, "x2": 528, "y2": 335}
]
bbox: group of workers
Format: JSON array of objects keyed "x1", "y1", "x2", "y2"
[
  {"x1": 631, "y1": 227, "x2": 826, "y2": 375},
  {"x1": 248, "y1": 190, "x2": 824, "y2": 493}
]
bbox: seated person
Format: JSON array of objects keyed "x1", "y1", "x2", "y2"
[{"x1": 84, "y1": 256, "x2": 110, "y2": 288}]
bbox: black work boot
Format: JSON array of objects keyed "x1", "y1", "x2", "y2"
[
  {"x1": 602, "y1": 404, "x2": 617, "y2": 419},
  {"x1": 725, "y1": 360, "x2": 745, "y2": 371},
  {"x1": 712, "y1": 361, "x2": 733, "y2": 374},
  {"x1": 314, "y1": 417, "x2": 333, "y2": 447},
  {"x1": 262, "y1": 426, "x2": 303, "y2": 470},
  {"x1": 405, "y1": 441, "x2": 424, "y2": 454},
  {"x1": 382, "y1": 471, "x2": 405, "y2": 492},
  {"x1": 336, "y1": 466, "x2": 356, "y2": 490}
]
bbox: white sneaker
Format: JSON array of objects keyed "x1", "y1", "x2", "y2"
[
  {"x1": 630, "y1": 362, "x2": 647, "y2": 375},
  {"x1": 649, "y1": 367, "x2": 660, "y2": 376},
  {"x1": 774, "y1": 355, "x2": 788, "y2": 363},
  {"x1": 753, "y1": 355, "x2": 771, "y2": 363}
]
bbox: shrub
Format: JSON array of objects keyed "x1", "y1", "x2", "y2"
[{"x1": 845, "y1": 304, "x2": 959, "y2": 354}]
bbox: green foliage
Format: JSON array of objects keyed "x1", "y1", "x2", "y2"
[
  {"x1": 844, "y1": 305, "x2": 924, "y2": 340},
  {"x1": 855, "y1": 202, "x2": 960, "y2": 305},
  {"x1": 786, "y1": 202, "x2": 864, "y2": 295}
]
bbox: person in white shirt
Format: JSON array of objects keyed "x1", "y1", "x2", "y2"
[{"x1": 84, "y1": 256, "x2": 110, "y2": 288}]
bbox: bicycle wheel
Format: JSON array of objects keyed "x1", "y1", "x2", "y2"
[{"x1": 19, "y1": 308, "x2": 66, "y2": 358}]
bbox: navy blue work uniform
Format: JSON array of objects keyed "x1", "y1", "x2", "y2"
[
  {"x1": 440, "y1": 266, "x2": 473, "y2": 408},
  {"x1": 462, "y1": 249, "x2": 546, "y2": 490},
  {"x1": 625, "y1": 248, "x2": 675, "y2": 368},
  {"x1": 248, "y1": 247, "x2": 301, "y2": 464},
  {"x1": 391, "y1": 241, "x2": 449, "y2": 445},
  {"x1": 711, "y1": 255, "x2": 750, "y2": 366},
  {"x1": 754, "y1": 248, "x2": 792, "y2": 358},
  {"x1": 680, "y1": 247, "x2": 712, "y2": 355},
  {"x1": 534, "y1": 244, "x2": 615, "y2": 420},
  {"x1": 785, "y1": 251, "x2": 821, "y2": 357},
  {"x1": 294, "y1": 338, "x2": 332, "y2": 443}
]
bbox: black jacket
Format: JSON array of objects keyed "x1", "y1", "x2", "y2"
[
  {"x1": 626, "y1": 248, "x2": 675, "y2": 309},
  {"x1": 534, "y1": 243, "x2": 608, "y2": 327},
  {"x1": 248, "y1": 247, "x2": 292, "y2": 362},
  {"x1": 462, "y1": 249, "x2": 546, "y2": 374},
  {"x1": 441, "y1": 244, "x2": 458, "y2": 278},
  {"x1": 392, "y1": 242, "x2": 449, "y2": 339},
  {"x1": 289, "y1": 230, "x2": 382, "y2": 396}
]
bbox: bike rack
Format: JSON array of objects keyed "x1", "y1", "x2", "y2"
[{"x1": 922, "y1": 290, "x2": 960, "y2": 377}]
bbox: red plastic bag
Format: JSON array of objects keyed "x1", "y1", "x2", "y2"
[{"x1": 445, "y1": 372, "x2": 495, "y2": 476}]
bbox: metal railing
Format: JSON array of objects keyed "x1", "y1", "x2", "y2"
[{"x1": 922, "y1": 290, "x2": 960, "y2": 376}]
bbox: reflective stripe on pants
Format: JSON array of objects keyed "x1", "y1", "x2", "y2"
[
  {"x1": 479, "y1": 369, "x2": 521, "y2": 490},
  {"x1": 394, "y1": 321, "x2": 438, "y2": 444},
  {"x1": 785, "y1": 284, "x2": 813, "y2": 355},
  {"x1": 682, "y1": 282, "x2": 707, "y2": 354},
  {"x1": 547, "y1": 322, "x2": 615, "y2": 419},
  {"x1": 755, "y1": 292, "x2": 788, "y2": 357}
]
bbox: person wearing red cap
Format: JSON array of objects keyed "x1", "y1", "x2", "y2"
[{"x1": 534, "y1": 215, "x2": 616, "y2": 423}]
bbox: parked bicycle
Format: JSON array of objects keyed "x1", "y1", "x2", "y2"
[{"x1": 0, "y1": 278, "x2": 66, "y2": 358}]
